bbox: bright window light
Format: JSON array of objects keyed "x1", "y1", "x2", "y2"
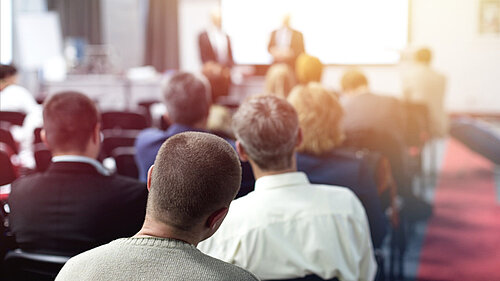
[
  {"x1": 221, "y1": 0, "x2": 409, "y2": 65},
  {"x1": 0, "y1": 0, "x2": 13, "y2": 64}
]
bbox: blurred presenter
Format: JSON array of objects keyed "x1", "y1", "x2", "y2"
[
  {"x1": 268, "y1": 14, "x2": 305, "y2": 67},
  {"x1": 198, "y1": 9, "x2": 233, "y2": 100}
]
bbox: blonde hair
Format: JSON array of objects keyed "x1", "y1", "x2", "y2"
[
  {"x1": 288, "y1": 83, "x2": 344, "y2": 155},
  {"x1": 340, "y1": 68, "x2": 368, "y2": 92},
  {"x1": 295, "y1": 54, "x2": 323, "y2": 85},
  {"x1": 414, "y1": 47, "x2": 432, "y2": 64},
  {"x1": 265, "y1": 64, "x2": 296, "y2": 98}
]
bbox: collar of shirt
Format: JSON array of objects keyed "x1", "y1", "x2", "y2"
[
  {"x1": 52, "y1": 155, "x2": 111, "y2": 176},
  {"x1": 254, "y1": 171, "x2": 309, "y2": 192}
]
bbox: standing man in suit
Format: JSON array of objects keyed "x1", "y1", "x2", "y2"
[
  {"x1": 198, "y1": 9, "x2": 233, "y2": 99},
  {"x1": 8, "y1": 92, "x2": 148, "y2": 256},
  {"x1": 268, "y1": 14, "x2": 305, "y2": 68}
]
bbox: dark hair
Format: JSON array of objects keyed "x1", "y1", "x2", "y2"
[
  {"x1": 232, "y1": 95, "x2": 299, "y2": 171},
  {"x1": 148, "y1": 132, "x2": 241, "y2": 230},
  {"x1": 164, "y1": 72, "x2": 211, "y2": 126},
  {"x1": 43, "y1": 92, "x2": 100, "y2": 153},
  {"x1": 0, "y1": 64, "x2": 17, "y2": 80}
]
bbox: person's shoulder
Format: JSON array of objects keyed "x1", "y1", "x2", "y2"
[
  {"x1": 103, "y1": 173, "x2": 147, "y2": 197},
  {"x1": 310, "y1": 183, "x2": 365, "y2": 213},
  {"x1": 3, "y1": 84, "x2": 31, "y2": 96},
  {"x1": 10, "y1": 172, "x2": 46, "y2": 194},
  {"x1": 56, "y1": 242, "x2": 117, "y2": 280},
  {"x1": 200, "y1": 251, "x2": 260, "y2": 281},
  {"x1": 135, "y1": 128, "x2": 166, "y2": 148}
]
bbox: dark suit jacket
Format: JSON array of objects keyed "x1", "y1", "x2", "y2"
[
  {"x1": 198, "y1": 30, "x2": 234, "y2": 67},
  {"x1": 8, "y1": 161, "x2": 148, "y2": 256},
  {"x1": 268, "y1": 27, "x2": 305, "y2": 66}
]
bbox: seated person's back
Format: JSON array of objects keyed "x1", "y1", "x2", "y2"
[
  {"x1": 339, "y1": 68, "x2": 405, "y2": 141},
  {"x1": 288, "y1": 83, "x2": 388, "y2": 248},
  {"x1": 198, "y1": 95, "x2": 376, "y2": 281},
  {"x1": 56, "y1": 132, "x2": 259, "y2": 281},
  {"x1": 8, "y1": 92, "x2": 147, "y2": 256}
]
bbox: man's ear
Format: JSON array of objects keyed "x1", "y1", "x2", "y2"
[
  {"x1": 295, "y1": 128, "x2": 303, "y2": 148},
  {"x1": 236, "y1": 141, "x2": 249, "y2": 162},
  {"x1": 146, "y1": 165, "x2": 154, "y2": 191},
  {"x1": 93, "y1": 123, "x2": 101, "y2": 144},
  {"x1": 40, "y1": 129, "x2": 50, "y2": 150},
  {"x1": 206, "y1": 207, "x2": 228, "y2": 230}
]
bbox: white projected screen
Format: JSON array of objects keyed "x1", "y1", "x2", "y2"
[{"x1": 221, "y1": 0, "x2": 409, "y2": 65}]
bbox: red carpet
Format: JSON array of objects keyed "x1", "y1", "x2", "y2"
[{"x1": 417, "y1": 139, "x2": 500, "y2": 281}]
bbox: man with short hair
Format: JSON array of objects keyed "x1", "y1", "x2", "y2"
[
  {"x1": 56, "y1": 132, "x2": 259, "y2": 281},
  {"x1": 198, "y1": 95, "x2": 377, "y2": 281},
  {"x1": 8, "y1": 92, "x2": 147, "y2": 256},
  {"x1": 134, "y1": 72, "x2": 254, "y2": 196},
  {"x1": 135, "y1": 72, "x2": 213, "y2": 182}
]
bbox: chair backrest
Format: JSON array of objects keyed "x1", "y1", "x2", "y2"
[
  {"x1": 0, "y1": 111, "x2": 26, "y2": 127},
  {"x1": 0, "y1": 143, "x2": 17, "y2": 186},
  {"x1": 34, "y1": 143, "x2": 52, "y2": 172},
  {"x1": 101, "y1": 111, "x2": 148, "y2": 130},
  {"x1": 0, "y1": 122, "x2": 18, "y2": 154},
  {"x1": 101, "y1": 129, "x2": 141, "y2": 158},
  {"x1": 3, "y1": 249, "x2": 70, "y2": 281},
  {"x1": 112, "y1": 146, "x2": 139, "y2": 179},
  {"x1": 403, "y1": 102, "x2": 430, "y2": 147},
  {"x1": 33, "y1": 127, "x2": 43, "y2": 144}
]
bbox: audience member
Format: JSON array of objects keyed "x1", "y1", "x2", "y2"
[
  {"x1": 295, "y1": 53, "x2": 323, "y2": 85},
  {"x1": 268, "y1": 14, "x2": 305, "y2": 67},
  {"x1": 0, "y1": 64, "x2": 39, "y2": 114},
  {"x1": 135, "y1": 72, "x2": 212, "y2": 182},
  {"x1": 198, "y1": 95, "x2": 376, "y2": 280},
  {"x1": 0, "y1": 64, "x2": 43, "y2": 168},
  {"x1": 134, "y1": 72, "x2": 254, "y2": 195},
  {"x1": 264, "y1": 63, "x2": 296, "y2": 98},
  {"x1": 8, "y1": 92, "x2": 148, "y2": 256},
  {"x1": 289, "y1": 83, "x2": 389, "y2": 248},
  {"x1": 340, "y1": 68, "x2": 405, "y2": 142},
  {"x1": 56, "y1": 132, "x2": 259, "y2": 281},
  {"x1": 401, "y1": 47, "x2": 447, "y2": 137}
]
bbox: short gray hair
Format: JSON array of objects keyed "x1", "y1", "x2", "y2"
[
  {"x1": 232, "y1": 95, "x2": 299, "y2": 171},
  {"x1": 164, "y1": 72, "x2": 211, "y2": 126}
]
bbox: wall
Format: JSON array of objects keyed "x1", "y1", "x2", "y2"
[
  {"x1": 101, "y1": 0, "x2": 146, "y2": 71},
  {"x1": 178, "y1": 0, "x2": 500, "y2": 113}
]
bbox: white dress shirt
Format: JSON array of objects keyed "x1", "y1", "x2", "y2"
[
  {"x1": 275, "y1": 27, "x2": 292, "y2": 48},
  {"x1": 208, "y1": 27, "x2": 229, "y2": 65},
  {"x1": 1, "y1": 84, "x2": 43, "y2": 168},
  {"x1": 52, "y1": 155, "x2": 110, "y2": 176},
  {"x1": 198, "y1": 172, "x2": 377, "y2": 281}
]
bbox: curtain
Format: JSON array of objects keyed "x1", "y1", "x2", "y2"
[
  {"x1": 46, "y1": 0, "x2": 102, "y2": 44},
  {"x1": 144, "y1": 0, "x2": 179, "y2": 72}
]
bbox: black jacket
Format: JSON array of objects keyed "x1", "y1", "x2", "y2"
[{"x1": 8, "y1": 161, "x2": 148, "y2": 256}]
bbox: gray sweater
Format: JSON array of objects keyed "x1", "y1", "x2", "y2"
[{"x1": 56, "y1": 237, "x2": 259, "y2": 281}]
